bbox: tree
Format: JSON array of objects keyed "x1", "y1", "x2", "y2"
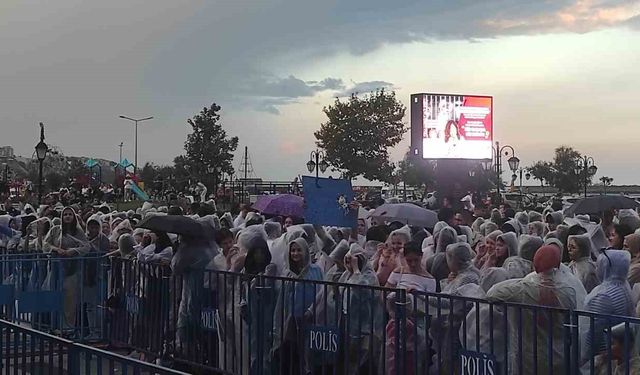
[
  {"x1": 527, "y1": 161, "x2": 555, "y2": 187},
  {"x1": 397, "y1": 152, "x2": 435, "y2": 189},
  {"x1": 182, "y1": 103, "x2": 239, "y2": 187},
  {"x1": 315, "y1": 89, "x2": 406, "y2": 181},
  {"x1": 551, "y1": 146, "x2": 583, "y2": 193}
]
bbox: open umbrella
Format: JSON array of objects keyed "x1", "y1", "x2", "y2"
[
  {"x1": 136, "y1": 215, "x2": 211, "y2": 237},
  {"x1": 252, "y1": 194, "x2": 304, "y2": 218},
  {"x1": 369, "y1": 203, "x2": 438, "y2": 228},
  {"x1": 564, "y1": 195, "x2": 640, "y2": 216}
]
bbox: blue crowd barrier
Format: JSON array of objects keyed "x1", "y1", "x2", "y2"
[
  {"x1": 4, "y1": 253, "x2": 640, "y2": 374},
  {"x1": 0, "y1": 318, "x2": 188, "y2": 374},
  {"x1": 0, "y1": 253, "x2": 109, "y2": 342}
]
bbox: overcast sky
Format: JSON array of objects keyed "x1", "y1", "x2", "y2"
[{"x1": 2, "y1": 0, "x2": 639, "y2": 184}]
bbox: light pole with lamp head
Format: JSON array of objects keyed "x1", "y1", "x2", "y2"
[
  {"x1": 574, "y1": 156, "x2": 597, "y2": 198},
  {"x1": 307, "y1": 150, "x2": 329, "y2": 187},
  {"x1": 481, "y1": 142, "x2": 519, "y2": 205},
  {"x1": 35, "y1": 122, "x2": 48, "y2": 206},
  {"x1": 119, "y1": 115, "x2": 153, "y2": 176}
]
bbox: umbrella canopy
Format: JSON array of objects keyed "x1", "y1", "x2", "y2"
[
  {"x1": 564, "y1": 195, "x2": 640, "y2": 216},
  {"x1": 252, "y1": 194, "x2": 304, "y2": 218},
  {"x1": 369, "y1": 203, "x2": 438, "y2": 228},
  {"x1": 136, "y1": 214, "x2": 212, "y2": 238}
]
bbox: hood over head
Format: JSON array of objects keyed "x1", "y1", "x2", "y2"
[
  {"x1": 546, "y1": 211, "x2": 564, "y2": 226},
  {"x1": 287, "y1": 237, "x2": 311, "y2": 271},
  {"x1": 118, "y1": 234, "x2": 137, "y2": 256},
  {"x1": 445, "y1": 242, "x2": 474, "y2": 270},
  {"x1": 244, "y1": 237, "x2": 272, "y2": 275},
  {"x1": 528, "y1": 211, "x2": 543, "y2": 223},
  {"x1": 597, "y1": 249, "x2": 630, "y2": 283},
  {"x1": 264, "y1": 221, "x2": 282, "y2": 240},
  {"x1": 497, "y1": 232, "x2": 518, "y2": 257},
  {"x1": 436, "y1": 226, "x2": 458, "y2": 253},
  {"x1": 518, "y1": 234, "x2": 544, "y2": 261},
  {"x1": 567, "y1": 234, "x2": 594, "y2": 259},
  {"x1": 480, "y1": 221, "x2": 499, "y2": 237},
  {"x1": 329, "y1": 240, "x2": 350, "y2": 264}
]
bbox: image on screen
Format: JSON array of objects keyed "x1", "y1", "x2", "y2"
[{"x1": 419, "y1": 94, "x2": 493, "y2": 160}]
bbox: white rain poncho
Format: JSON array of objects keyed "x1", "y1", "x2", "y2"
[
  {"x1": 458, "y1": 282, "x2": 512, "y2": 375},
  {"x1": 480, "y1": 221, "x2": 499, "y2": 237},
  {"x1": 480, "y1": 231, "x2": 516, "y2": 272},
  {"x1": 479, "y1": 267, "x2": 511, "y2": 293},
  {"x1": 582, "y1": 250, "x2": 634, "y2": 361},
  {"x1": 309, "y1": 240, "x2": 350, "y2": 327},
  {"x1": 619, "y1": 209, "x2": 640, "y2": 232},
  {"x1": 528, "y1": 221, "x2": 546, "y2": 238},
  {"x1": 269, "y1": 226, "x2": 305, "y2": 275},
  {"x1": 515, "y1": 212, "x2": 530, "y2": 235},
  {"x1": 23, "y1": 217, "x2": 51, "y2": 253},
  {"x1": 567, "y1": 234, "x2": 599, "y2": 293},
  {"x1": 429, "y1": 242, "x2": 481, "y2": 373},
  {"x1": 435, "y1": 226, "x2": 457, "y2": 254},
  {"x1": 486, "y1": 245, "x2": 577, "y2": 374},
  {"x1": 502, "y1": 235, "x2": 543, "y2": 279}
]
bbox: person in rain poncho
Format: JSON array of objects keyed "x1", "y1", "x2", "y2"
[
  {"x1": 385, "y1": 291, "x2": 416, "y2": 375},
  {"x1": 479, "y1": 266, "x2": 511, "y2": 293},
  {"x1": 608, "y1": 224, "x2": 633, "y2": 250},
  {"x1": 544, "y1": 237, "x2": 588, "y2": 309},
  {"x1": 83, "y1": 214, "x2": 110, "y2": 337},
  {"x1": 486, "y1": 245, "x2": 577, "y2": 374},
  {"x1": 386, "y1": 240, "x2": 436, "y2": 293},
  {"x1": 424, "y1": 226, "x2": 458, "y2": 288},
  {"x1": 372, "y1": 227, "x2": 411, "y2": 286},
  {"x1": 476, "y1": 230, "x2": 502, "y2": 270},
  {"x1": 624, "y1": 233, "x2": 640, "y2": 285},
  {"x1": 429, "y1": 242, "x2": 481, "y2": 373},
  {"x1": 514, "y1": 211, "x2": 529, "y2": 235},
  {"x1": 43, "y1": 206, "x2": 90, "y2": 331},
  {"x1": 527, "y1": 221, "x2": 546, "y2": 238},
  {"x1": 271, "y1": 238, "x2": 323, "y2": 375},
  {"x1": 269, "y1": 225, "x2": 306, "y2": 275},
  {"x1": 171, "y1": 216, "x2": 219, "y2": 362},
  {"x1": 567, "y1": 234, "x2": 599, "y2": 293},
  {"x1": 207, "y1": 228, "x2": 236, "y2": 271},
  {"x1": 264, "y1": 221, "x2": 282, "y2": 248},
  {"x1": 582, "y1": 250, "x2": 635, "y2": 363},
  {"x1": 0, "y1": 214, "x2": 22, "y2": 252},
  {"x1": 23, "y1": 217, "x2": 51, "y2": 253},
  {"x1": 545, "y1": 211, "x2": 564, "y2": 232},
  {"x1": 137, "y1": 231, "x2": 173, "y2": 264},
  {"x1": 502, "y1": 234, "x2": 543, "y2": 279},
  {"x1": 585, "y1": 322, "x2": 640, "y2": 375},
  {"x1": 459, "y1": 281, "x2": 511, "y2": 375},
  {"x1": 421, "y1": 221, "x2": 448, "y2": 263},
  {"x1": 481, "y1": 232, "x2": 517, "y2": 272},
  {"x1": 109, "y1": 219, "x2": 133, "y2": 250},
  {"x1": 528, "y1": 211, "x2": 543, "y2": 223},
  {"x1": 335, "y1": 249, "x2": 380, "y2": 375}
]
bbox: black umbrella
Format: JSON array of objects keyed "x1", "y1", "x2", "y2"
[
  {"x1": 564, "y1": 195, "x2": 640, "y2": 216},
  {"x1": 136, "y1": 215, "x2": 210, "y2": 237}
]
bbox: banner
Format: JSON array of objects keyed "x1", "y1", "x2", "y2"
[{"x1": 302, "y1": 176, "x2": 357, "y2": 228}]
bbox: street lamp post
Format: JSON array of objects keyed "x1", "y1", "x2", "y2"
[
  {"x1": 35, "y1": 122, "x2": 49, "y2": 206},
  {"x1": 574, "y1": 156, "x2": 597, "y2": 198},
  {"x1": 481, "y1": 142, "x2": 519, "y2": 205},
  {"x1": 118, "y1": 142, "x2": 124, "y2": 163},
  {"x1": 119, "y1": 115, "x2": 153, "y2": 176},
  {"x1": 307, "y1": 150, "x2": 329, "y2": 186}
]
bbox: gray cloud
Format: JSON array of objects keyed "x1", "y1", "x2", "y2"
[{"x1": 336, "y1": 81, "x2": 396, "y2": 97}]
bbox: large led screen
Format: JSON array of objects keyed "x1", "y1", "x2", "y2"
[{"x1": 412, "y1": 93, "x2": 493, "y2": 160}]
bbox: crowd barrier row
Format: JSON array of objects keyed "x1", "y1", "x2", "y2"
[
  {"x1": 2, "y1": 251, "x2": 640, "y2": 374},
  {"x1": 0, "y1": 318, "x2": 187, "y2": 374}
]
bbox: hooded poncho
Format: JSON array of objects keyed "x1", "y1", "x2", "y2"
[
  {"x1": 583, "y1": 250, "x2": 634, "y2": 360},
  {"x1": 502, "y1": 234, "x2": 544, "y2": 279},
  {"x1": 626, "y1": 233, "x2": 640, "y2": 285},
  {"x1": 487, "y1": 245, "x2": 577, "y2": 374},
  {"x1": 442, "y1": 242, "x2": 481, "y2": 293},
  {"x1": 567, "y1": 234, "x2": 599, "y2": 293}
]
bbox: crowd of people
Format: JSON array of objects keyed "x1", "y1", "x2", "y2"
[{"x1": 2, "y1": 190, "x2": 640, "y2": 374}]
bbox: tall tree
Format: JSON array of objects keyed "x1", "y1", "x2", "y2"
[
  {"x1": 527, "y1": 161, "x2": 555, "y2": 187},
  {"x1": 315, "y1": 90, "x2": 406, "y2": 181},
  {"x1": 182, "y1": 103, "x2": 239, "y2": 186},
  {"x1": 397, "y1": 152, "x2": 435, "y2": 188},
  {"x1": 552, "y1": 146, "x2": 582, "y2": 193}
]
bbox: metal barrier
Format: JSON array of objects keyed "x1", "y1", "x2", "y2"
[
  {"x1": 107, "y1": 257, "x2": 640, "y2": 375},
  {"x1": 0, "y1": 318, "x2": 188, "y2": 374},
  {"x1": 0, "y1": 253, "x2": 109, "y2": 342},
  {"x1": 3, "y1": 253, "x2": 640, "y2": 374}
]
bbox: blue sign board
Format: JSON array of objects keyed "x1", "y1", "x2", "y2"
[
  {"x1": 305, "y1": 325, "x2": 340, "y2": 364},
  {"x1": 302, "y1": 176, "x2": 357, "y2": 228},
  {"x1": 460, "y1": 350, "x2": 498, "y2": 375}
]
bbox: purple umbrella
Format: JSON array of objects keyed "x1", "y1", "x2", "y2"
[{"x1": 252, "y1": 194, "x2": 304, "y2": 218}]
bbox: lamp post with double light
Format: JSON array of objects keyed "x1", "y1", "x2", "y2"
[
  {"x1": 574, "y1": 156, "x2": 597, "y2": 198},
  {"x1": 480, "y1": 141, "x2": 519, "y2": 205},
  {"x1": 307, "y1": 150, "x2": 329, "y2": 186}
]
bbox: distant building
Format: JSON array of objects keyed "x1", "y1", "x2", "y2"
[{"x1": 0, "y1": 146, "x2": 14, "y2": 159}]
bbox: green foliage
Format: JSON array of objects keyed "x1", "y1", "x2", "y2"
[
  {"x1": 182, "y1": 103, "x2": 239, "y2": 185},
  {"x1": 527, "y1": 146, "x2": 596, "y2": 193},
  {"x1": 397, "y1": 152, "x2": 435, "y2": 188},
  {"x1": 314, "y1": 89, "x2": 406, "y2": 181},
  {"x1": 527, "y1": 161, "x2": 555, "y2": 187}
]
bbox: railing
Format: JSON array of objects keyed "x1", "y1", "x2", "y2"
[
  {"x1": 0, "y1": 252, "x2": 109, "y2": 342},
  {"x1": 0, "y1": 318, "x2": 188, "y2": 374},
  {"x1": 2, "y1": 251, "x2": 640, "y2": 374},
  {"x1": 106, "y1": 257, "x2": 640, "y2": 375}
]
